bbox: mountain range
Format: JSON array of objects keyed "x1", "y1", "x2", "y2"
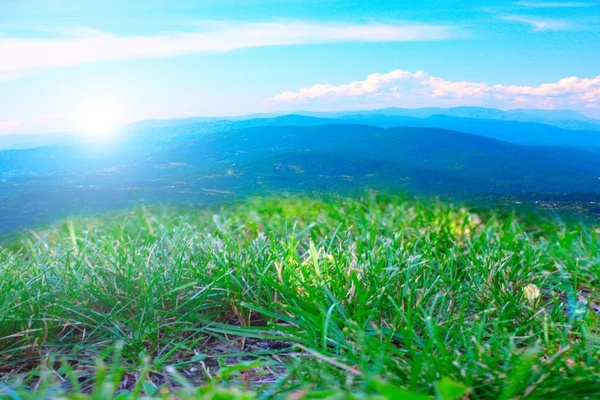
[
  {"x1": 3, "y1": 106, "x2": 600, "y2": 151},
  {"x1": 1, "y1": 107, "x2": 599, "y2": 234}
]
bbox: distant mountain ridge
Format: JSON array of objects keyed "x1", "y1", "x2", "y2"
[
  {"x1": 2, "y1": 106, "x2": 599, "y2": 151},
  {"x1": 327, "y1": 114, "x2": 600, "y2": 151},
  {"x1": 308, "y1": 106, "x2": 600, "y2": 131}
]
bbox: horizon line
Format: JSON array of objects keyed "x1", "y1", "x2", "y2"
[{"x1": 1, "y1": 104, "x2": 598, "y2": 137}]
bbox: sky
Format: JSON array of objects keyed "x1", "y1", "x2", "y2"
[{"x1": 1, "y1": 0, "x2": 599, "y2": 134}]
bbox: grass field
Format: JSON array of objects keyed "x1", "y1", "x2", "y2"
[{"x1": 1, "y1": 194, "x2": 600, "y2": 399}]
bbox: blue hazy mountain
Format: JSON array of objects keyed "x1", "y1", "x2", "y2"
[
  {"x1": 137, "y1": 112, "x2": 600, "y2": 152},
  {"x1": 306, "y1": 106, "x2": 600, "y2": 131},
  {"x1": 2, "y1": 106, "x2": 599, "y2": 151},
  {"x1": 0, "y1": 132, "x2": 76, "y2": 150},
  {"x1": 321, "y1": 114, "x2": 600, "y2": 151}
]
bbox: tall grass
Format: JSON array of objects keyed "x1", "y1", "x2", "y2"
[{"x1": 1, "y1": 194, "x2": 599, "y2": 398}]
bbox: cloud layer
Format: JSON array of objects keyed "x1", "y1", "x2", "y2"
[
  {"x1": 0, "y1": 21, "x2": 459, "y2": 82},
  {"x1": 267, "y1": 69, "x2": 600, "y2": 116}
]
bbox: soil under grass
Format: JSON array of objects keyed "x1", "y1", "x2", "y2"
[{"x1": 1, "y1": 194, "x2": 599, "y2": 399}]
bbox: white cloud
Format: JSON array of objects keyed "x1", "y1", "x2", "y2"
[
  {"x1": 513, "y1": 1, "x2": 595, "y2": 7},
  {"x1": 501, "y1": 15, "x2": 575, "y2": 30},
  {"x1": 0, "y1": 21, "x2": 460, "y2": 82},
  {"x1": 266, "y1": 69, "x2": 600, "y2": 116},
  {"x1": 0, "y1": 120, "x2": 23, "y2": 133}
]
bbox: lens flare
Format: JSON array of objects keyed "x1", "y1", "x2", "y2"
[{"x1": 75, "y1": 102, "x2": 121, "y2": 142}]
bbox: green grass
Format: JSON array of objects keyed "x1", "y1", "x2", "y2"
[{"x1": 1, "y1": 193, "x2": 599, "y2": 399}]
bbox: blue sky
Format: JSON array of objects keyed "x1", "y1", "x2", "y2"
[{"x1": 1, "y1": 0, "x2": 599, "y2": 134}]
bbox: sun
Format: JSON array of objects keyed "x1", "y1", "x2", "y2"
[{"x1": 75, "y1": 102, "x2": 121, "y2": 142}]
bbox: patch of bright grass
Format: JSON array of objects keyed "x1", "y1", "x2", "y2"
[{"x1": 1, "y1": 194, "x2": 599, "y2": 399}]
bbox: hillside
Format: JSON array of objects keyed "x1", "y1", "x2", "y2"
[
  {"x1": 227, "y1": 152, "x2": 484, "y2": 195},
  {"x1": 1, "y1": 195, "x2": 599, "y2": 398},
  {"x1": 162, "y1": 124, "x2": 383, "y2": 167},
  {"x1": 329, "y1": 127, "x2": 600, "y2": 192},
  {"x1": 331, "y1": 114, "x2": 600, "y2": 151}
]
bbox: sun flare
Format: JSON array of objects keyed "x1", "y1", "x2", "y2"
[{"x1": 75, "y1": 102, "x2": 121, "y2": 141}]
